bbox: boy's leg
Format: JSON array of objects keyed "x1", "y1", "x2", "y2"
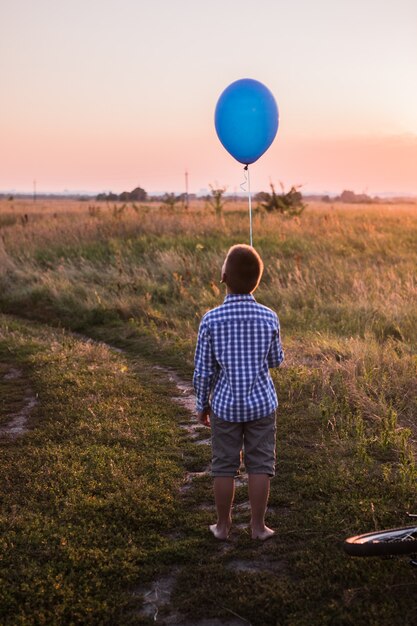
[
  {"x1": 211, "y1": 477, "x2": 235, "y2": 539},
  {"x1": 248, "y1": 474, "x2": 274, "y2": 540},
  {"x1": 210, "y1": 415, "x2": 243, "y2": 539},
  {"x1": 244, "y1": 412, "x2": 276, "y2": 540}
]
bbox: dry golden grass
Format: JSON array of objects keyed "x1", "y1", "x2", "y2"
[{"x1": 1, "y1": 197, "x2": 416, "y2": 345}]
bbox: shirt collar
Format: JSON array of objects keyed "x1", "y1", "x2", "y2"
[{"x1": 224, "y1": 293, "x2": 256, "y2": 304}]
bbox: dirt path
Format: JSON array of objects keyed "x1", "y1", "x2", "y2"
[
  {"x1": 84, "y1": 343, "x2": 267, "y2": 624},
  {"x1": 136, "y1": 364, "x2": 284, "y2": 625}
]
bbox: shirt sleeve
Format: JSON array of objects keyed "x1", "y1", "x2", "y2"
[
  {"x1": 267, "y1": 317, "x2": 284, "y2": 368},
  {"x1": 193, "y1": 319, "x2": 218, "y2": 412}
]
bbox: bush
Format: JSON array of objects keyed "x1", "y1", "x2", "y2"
[
  {"x1": 257, "y1": 183, "x2": 305, "y2": 216},
  {"x1": 161, "y1": 193, "x2": 180, "y2": 210}
]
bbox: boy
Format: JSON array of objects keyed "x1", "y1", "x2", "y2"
[{"x1": 193, "y1": 244, "x2": 284, "y2": 540}]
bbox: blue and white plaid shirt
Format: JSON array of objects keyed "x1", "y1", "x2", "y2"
[{"x1": 193, "y1": 293, "x2": 284, "y2": 422}]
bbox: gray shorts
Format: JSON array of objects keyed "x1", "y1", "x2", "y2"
[{"x1": 210, "y1": 411, "x2": 277, "y2": 478}]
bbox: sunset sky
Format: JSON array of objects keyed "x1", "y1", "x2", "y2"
[{"x1": 1, "y1": 0, "x2": 416, "y2": 196}]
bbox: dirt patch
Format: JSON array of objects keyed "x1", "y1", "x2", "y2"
[
  {"x1": 180, "y1": 468, "x2": 211, "y2": 494},
  {"x1": 234, "y1": 501, "x2": 251, "y2": 512},
  {"x1": 0, "y1": 366, "x2": 38, "y2": 438},
  {"x1": 195, "y1": 437, "x2": 211, "y2": 446},
  {"x1": 153, "y1": 365, "x2": 196, "y2": 414},
  {"x1": 135, "y1": 567, "x2": 251, "y2": 625},
  {"x1": 178, "y1": 617, "x2": 250, "y2": 626},
  {"x1": 3, "y1": 367, "x2": 23, "y2": 381},
  {"x1": 234, "y1": 473, "x2": 248, "y2": 488},
  {"x1": 179, "y1": 421, "x2": 207, "y2": 439},
  {"x1": 135, "y1": 572, "x2": 179, "y2": 623},
  {"x1": 225, "y1": 559, "x2": 275, "y2": 574}
]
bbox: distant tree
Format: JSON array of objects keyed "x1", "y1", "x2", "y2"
[
  {"x1": 161, "y1": 193, "x2": 180, "y2": 210},
  {"x1": 177, "y1": 193, "x2": 188, "y2": 209},
  {"x1": 258, "y1": 183, "x2": 305, "y2": 217},
  {"x1": 129, "y1": 186, "x2": 147, "y2": 202},
  {"x1": 339, "y1": 190, "x2": 356, "y2": 203},
  {"x1": 96, "y1": 192, "x2": 119, "y2": 202},
  {"x1": 338, "y1": 190, "x2": 372, "y2": 204},
  {"x1": 96, "y1": 186, "x2": 147, "y2": 202},
  {"x1": 208, "y1": 185, "x2": 227, "y2": 217}
]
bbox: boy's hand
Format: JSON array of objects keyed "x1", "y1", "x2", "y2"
[{"x1": 197, "y1": 408, "x2": 211, "y2": 427}]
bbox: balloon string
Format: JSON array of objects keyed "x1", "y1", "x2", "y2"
[
  {"x1": 239, "y1": 166, "x2": 253, "y2": 246},
  {"x1": 246, "y1": 166, "x2": 253, "y2": 247},
  {"x1": 239, "y1": 167, "x2": 248, "y2": 193}
]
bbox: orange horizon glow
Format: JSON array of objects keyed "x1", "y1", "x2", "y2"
[
  {"x1": 2, "y1": 129, "x2": 416, "y2": 196},
  {"x1": 1, "y1": 1, "x2": 416, "y2": 196}
]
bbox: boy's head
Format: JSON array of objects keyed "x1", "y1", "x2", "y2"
[{"x1": 221, "y1": 244, "x2": 264, "y2": 294}]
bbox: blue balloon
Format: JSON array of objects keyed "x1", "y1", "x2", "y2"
[{"x1": 215, "y1": 78, "x2": 279, "y2": 165}]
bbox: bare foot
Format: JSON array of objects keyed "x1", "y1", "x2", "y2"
[
  {"x1": 209, "y1": 523, "x2": 230, "y2": 540},
  {"x1": 251, "y1": 526, "x2": 275, "y2": 541}
]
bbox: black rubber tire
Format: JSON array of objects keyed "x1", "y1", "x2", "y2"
[{"x1": 344, "y1": 525, "x2": 417, "y2": 556}]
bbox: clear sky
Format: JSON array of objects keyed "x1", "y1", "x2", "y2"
[{"x1": 1, "y1": 0, "x2": 416, "y2": 195}]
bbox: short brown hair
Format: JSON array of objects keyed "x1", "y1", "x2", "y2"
[{"x1": 223, "y1": 244, "x2": 264, "y2": 294}]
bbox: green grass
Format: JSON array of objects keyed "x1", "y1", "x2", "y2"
[
  {"x1": 0, "y1": 316, "x2": 190, "y2": 624},
  {"x1": 0, "y1": 199, "x2": 417, "y2": 624}
]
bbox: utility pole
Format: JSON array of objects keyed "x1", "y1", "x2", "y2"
[
  {"x1": 184, "y1": 170, "x2": 189, "y2": 210},
  {"x1": 33, "y1": 179, "x2": 37, "y2": 203}
]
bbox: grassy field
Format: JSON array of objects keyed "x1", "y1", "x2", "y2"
[{"x1": 0, "y1": 197, "x2": 417, "y2": 625}]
